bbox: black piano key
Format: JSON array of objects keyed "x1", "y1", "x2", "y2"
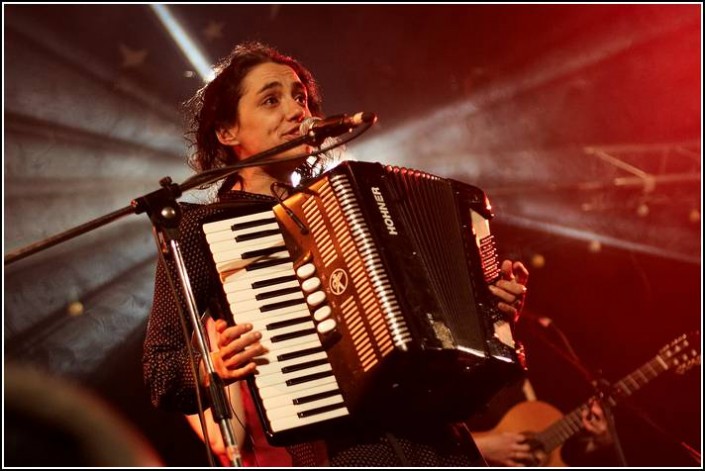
[
  {"x1": 297, "y1": 402, "x2": 347, "y2": 418},
  {"x1": 271, "y1": 328, "x2": 317, "y2": 343},
  {"x1": 281, "y1": 358, "x2": 330, "y2": 374},
  {"x1": 256, "y1": 286, "x2": 302, "y2": 301},
  {"x1": 293, "y1": 388, "x2": 341, "y2": 405},
  {"x1": 235, "y1": 228, "x2": 282, "y2": 242},
  {"x1": 251, "y1": 274, "x2": 297, "y2": 290},
  {"x1": 277, "y1": 346, "x2": 324, "y2": 362},
  {"x1": 241, "y1": 245, "x2": 288, "y2": 260},
  {"x1": 246, "y1": 256, "x2": 292, "y2": 271},
  {"x1": 260, "y1": 298, "x2": 306, "y2": 313},
  {"x1": 266, "y1": 316, "x2": 311, "y2": 331},
  {"x1": 285, "y1": 370, "x2": 334, "y2": 387},
  {"x1": 231, "y1": 217, "x2": 277, "y2": 231}
]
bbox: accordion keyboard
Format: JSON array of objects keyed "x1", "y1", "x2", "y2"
[{"x1": 203, "y1": 210, "x2": 349, "y2": 433}]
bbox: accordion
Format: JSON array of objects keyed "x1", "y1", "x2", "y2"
[{"x1": 202, "y1": 161, "x2": 524, "y2": 446}]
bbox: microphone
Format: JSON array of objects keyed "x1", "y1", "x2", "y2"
[{"x1": 299, "y1": 112, "x2": 377, "y2": 141}]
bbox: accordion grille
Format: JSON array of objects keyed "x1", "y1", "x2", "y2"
[{"x1": 301, "y1": 178, "x2": 396, "y2": 372}]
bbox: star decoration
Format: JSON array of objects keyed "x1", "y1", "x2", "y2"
[
  {"x1": 119, "y1": 43, "x2": 148, "y2": 69},
  {"x1": 203, "y1": 20, "x2": 225, "y2": 42}
]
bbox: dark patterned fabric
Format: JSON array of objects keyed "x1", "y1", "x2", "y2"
[{"x1": 142, "y1": 190, "x2": 487, "y2": 466}]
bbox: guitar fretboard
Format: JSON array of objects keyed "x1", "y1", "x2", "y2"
[{"x1": 535, "y1": 354, "x2": 668, "y2": 452}]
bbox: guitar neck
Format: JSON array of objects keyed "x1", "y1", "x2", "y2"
[{"x1": 535, "y1": 355, "x2": 669, "y2": 452}]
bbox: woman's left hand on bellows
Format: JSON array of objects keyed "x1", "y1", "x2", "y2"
[{"x1": 489, "y1": 260, "x2": 529, "y2": 321}]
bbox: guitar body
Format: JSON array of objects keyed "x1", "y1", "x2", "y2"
[{"x1": 473, "y1": 401, "x2": 566, "y2": 467}]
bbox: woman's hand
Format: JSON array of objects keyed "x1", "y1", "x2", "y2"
[
  {"x1": 489, "y1": 260, "x2": 529, "y2": 322},
  {"x1": 581, "y1": 400, "x2": 613, "y2": 452},
  {"x1": 473, "y1": 431, "x2": 544, "y2": 467},
  {"x1": 200, "y1": 319, "x2": 266, "y2": 386}
]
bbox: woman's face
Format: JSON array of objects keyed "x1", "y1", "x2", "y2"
[{"x1": 226, "y1": 62, "x2": 313, "y2": 163}]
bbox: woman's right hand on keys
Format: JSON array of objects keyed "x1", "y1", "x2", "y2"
[{"x1": 200, "y1": 319, "x2": 266, "y2": 386}]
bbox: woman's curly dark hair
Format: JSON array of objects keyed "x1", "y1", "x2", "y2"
[{"x1": 182, "y1": 41, "x2": 326, "y2": 190}]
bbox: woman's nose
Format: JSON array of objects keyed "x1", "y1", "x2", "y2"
[{"x1": 285, "y1": 98, "x2": 306, "y2": 122}]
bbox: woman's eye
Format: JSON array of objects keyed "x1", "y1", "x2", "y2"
[
  {"x1": 263, "y1": 96, "x2": 279, "y2": 106},
  {"x1": 294, "y1": 94, "x2": 307, "y2": 105}
]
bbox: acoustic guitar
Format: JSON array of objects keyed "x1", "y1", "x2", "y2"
[{"x1": 472, "y1": 332, "x2": 700, "y2": 466}]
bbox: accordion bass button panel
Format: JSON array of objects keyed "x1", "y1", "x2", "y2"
[{"x1": 295, "y1": 261, "x2": 338, "y2": 338}]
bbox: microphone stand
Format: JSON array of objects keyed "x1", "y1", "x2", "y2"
[
  {"x1": 133, "y1": 176, "x2": 245, "y2": 466},
  {"x1": 4, "y1": 133, "x2": 318, "y2": 467}
]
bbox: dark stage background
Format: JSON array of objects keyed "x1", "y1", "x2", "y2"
[{"x1": 4, "y1": 4, "x2": 701, "y2": 467}]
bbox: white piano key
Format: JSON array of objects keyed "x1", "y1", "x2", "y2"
[
  {"x1": 203, "y1": 211, "x2": 275, "y2": 234},
  {"x1": 255, "y1": 363, "x2": 332, "y2": 388},
  {"x1": 254, "y1": 340, "x2": 323, "y2": 365},
  {"x1": 223, "y1": 278, "x2": 300, "y2": 296},
  {"x1": 255, "y1": 351, "x2": 328, "y2": 377},
  {"x1": 239, "y1": 313, "x2": 312, "y2": 337},
  {"x1": 258, "y1": 374, "x2": 338, "y2": 400},
  {"x1": 209, "y1": 231, "x2": 284, "y2": 255},
  {"x1": 226, "y1": 279, "x2": 300, "y2": 298},
  {"x1": 228, "y1": 280, "x2": 302, "y2": 299},
  {"x1": 212, "y1": 236, "x2": 287, "y2": 263},
  {"x1": 228, "y1": 291, "x2": 305, "y2": 312},
  {"x1": 256, "y1": 321, "x2": 316, "y2": 343},
  {"x1": 259, "y1": 334, "x2": 325, "y2": 362},
  {"x1": 205, "y1": 221, "x2": 280, "y2": 243},
  {"x1": 230, "y1": 297, "x2": 304, "y2": 317},
  {"x1": 261, "y1": 382, "x2": 340, "y2": 409},
  {"x1": 265, "y1": 394, "x2": 345, "y2": 421},
  {"x1": 269, "y1": 406, "x2": 349, "y2": 433},
  {"x1": 222, "y1": 264, "x2": 295, "y2": 289},
  {"x1": 232, "y1": 304, "x2": 311, "y2": 327},
  {"x1": 231, "y1": 221, "x2": 280, "y2": 235},
  {"x1": 216, "y1": 256, "x2": 293, "y2": 276}
]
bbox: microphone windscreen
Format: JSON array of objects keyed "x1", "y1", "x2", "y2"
[{"x1": 299, "y1": 117, "x2": 321, "y2": 136}]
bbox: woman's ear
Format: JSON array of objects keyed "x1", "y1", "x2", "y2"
[{"x1": 216, "y1": 125, "x2": 239, "y2": 146}]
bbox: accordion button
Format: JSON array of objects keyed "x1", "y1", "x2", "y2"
[
  {"x1": 314, "y1": 305, "x2": 332, "y2": 322},
  {"x1": 296, "y1": 263, "x2": 316, "y2": 279},
  {"x1": 307, "y1": 291, "x2": 326, "y2": 307},
  {"x1": 302, "y1": 277, "x2": 322, "y2": 293},
  {"x1": 317, "y1": 318, "x2": 337, "y2": 334}
]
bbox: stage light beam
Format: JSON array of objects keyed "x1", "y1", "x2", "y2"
[{"x1": 150, "y1": 5, "x2": 214, "y2": 82}]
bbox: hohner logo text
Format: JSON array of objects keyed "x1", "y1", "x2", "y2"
[{"x1": 371, "y1": 187, "x2": 398, "y2": 236}]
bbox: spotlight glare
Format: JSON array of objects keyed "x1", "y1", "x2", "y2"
[
  {"x1": 588, "y1": 240, "x2": 602, "y2": 253},
  {"x1": 150, "y1": 5, "x2": 212, "y2": 82},
  {"x1": 530, "y1": 254, "x2": 545, "y2": 268}
]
